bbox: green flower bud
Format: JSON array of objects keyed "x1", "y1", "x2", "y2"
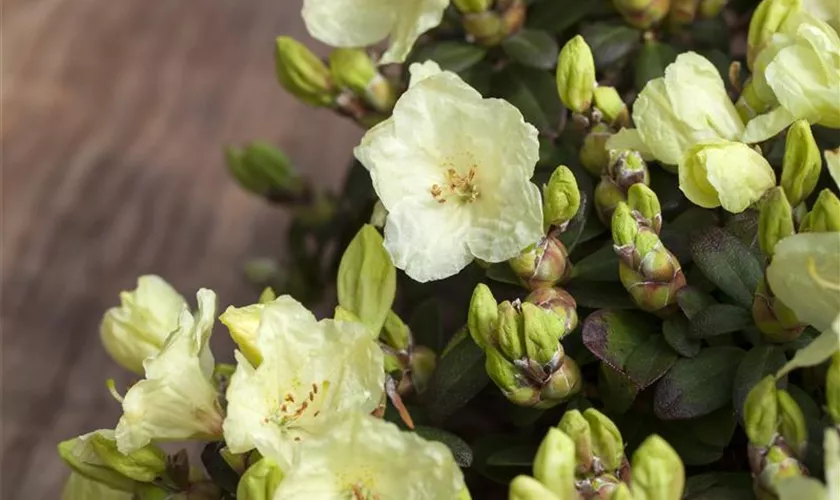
[
  {"x1": 409, "y1": 345, "x2": 437, "y2": 395},
  {"x1": 485, "y1": 346, "x2": 540, "y2": 406},
  {"x1": 591, "y1": 475, "x2": 623, "y2": 498},
  {"x1": 541, "y1": 356, "x2": 583, "y2": 407},
  {"x1": 509, "y1": 237, "x2": 572, "y2": 290},
  {"x1": 610, "y1": 483, "x2": 634, "y2": 500},
  {"x1": 497, "y1": 301, "x2": 526, "y2": 360},
  {"x1": 776, "y1": 389, "x2": 808, "y2": 459},
  {"x1": 736, "y1": 78, "x2": 772, "y2": 122},
  {"x1": 58, "y1": 433, "x2": 139, "y2": 493},
  {"x1": 525, "y1": 287, "x2": 578, "y2": 333},
  {"x1": 468, "y1": 283, "x2": 498, "y2": 349},
  {"x1": 533, "y1": 428, "x2": 578, "y2": 499},
  {"x1": 608, "y1": 150, "x2": 650, "y2": 191},
  {"x1": 220, "y1": 447, "x2": 246, "y2": 475},
  {"x1": 668, "y1": 0, "x2": 700, "y2": 27},
  {"x1": 370, "y1": 200, "x2": 388, "y2": 228},
  {"x1": 753, "y1": 278, "x2": 805, "y2": 343},
  {"x1": 509, "y1": 475, "x2": 562, "y2": 500},
  {"x1": 800, "y1": 189, "x2": 840, "y2": 233},
  {"x1": 522, "y1": 302, "x2": 565, "y2": 367},
  {"x1": 612, "y1": 202, "x2": 640, "y2": 250},
  {"x1": 556, "y1": 36, "x2": 596, "y2": 114},
  {"x1": 614, "y1": 0, "x2": 670, "y2": 29},
  {"x1": 747, "y1": 0, "x2": 802, "y2": 69},
  {"x1": 755, "y1": 445, "x2": 806, "y2": 498},
  {"x1": 631, "y1": 435, "x2": 685, "y2": 500},
  {"x1": 274, "y1": 37, "x2": 336, "y2": 107},
  {"x1": 544, "y1": 165, "x2": 582, "y2": 230},
  {"x1": 584, "y1": 409, "x2": 625, "y2": 472},
  {"x1": 594, "y1": 86, "x2": 630, "y2": 128},
  {"x1": 258, "y1": 287, "x2": 276, "y2": 304},
  {"x1": 595, "y1": 178, "x2": 628, "y2": 226},
  {"x1": 334, "y1": 305, "x2": 361, "y2": 323},
  {"x1": 744, "y1": 376, "x2": 779, "y2": 447},
  {"x1": 225, "y1": 142, "x2": 307, "y2": 203},
  {"x1": 557, "y1": 409, "x2": 595, "y2": 474},
  {"x1": 329, "y1": 48, "x2": 395, "y2": 112},
  {"x1": 87, "y1": 433, "x2": 166, "y2": 483},
  {"x1": 237, "y1": 459, "x2": 284, "y2": 500},
  {"x1": 758, "y1": 187, "x2": 795, "y2": 258},
  {"x1": 827, "y1": 353, "x2": 840, "y2": 425},
  {"x1": 627, "y1": 183, "x2": 662, "y2": 234},
  {"x1": 454, "y1": 0, "x2": 494, "y2": 13},
  {"x1": 781, "y1": 120, "x2": 821, "y2": 207},
  {"x1": 618, "y1": 262, "x2": 685, "y2": 314},
  {"x1": 698, "y1": 0, "x2": 727, "y2": 17},
  {"x1": 462, "y1": 11, "x2": 505, "y2": 46},
  {"x1": 580, "y1": 124, "x2": 613, "y2": 177},
  {"x1": 382, "y1": 310, "x2": 411, "y2": 351}
]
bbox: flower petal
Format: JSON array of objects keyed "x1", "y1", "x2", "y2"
[
  {"x1": 380, "y1": 0, "x2": 449, "y2": 65},
  {"x1": 302, "y1": 0, "x2": 395, "y2": 49},
  {"x1": 468, "y1": 179, "x2": 543, "y2": 263}
]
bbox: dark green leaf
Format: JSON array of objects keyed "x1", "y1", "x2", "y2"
[
  {"x1": 676, "y1": 286, "x2": 718, "y2": 319},
  {"x1": 528, "y1": 0, "x2": 608, "y2": 34},
  {"x1": 459, "y1": 60, "x2": 494, "y2": 96},
  {"x1": 634, "y1": 40, "x2": 679, "y2": 91},
  {"x1": 663, "y1": 316, "x2": 701, "y2": 357},
  {"x1": 581, "y1": 23, "x2": 641, "y2": 70},
  {"x1": 501, "y1": 29, "x2": 559, "y2": 69},
  {"x1": 684, "y1": 473, "x2": 754, "y2": 500},
  {"x1": 598, "y1": 362, "x2": 639, "y2": 413},
  {"x1": 724, "y1": 209, "x2": 763, "y2": 262},
  {"x1": 424, "y1": 334, "x2": 489, "y2": 423},
  {"x1": 567, "y1": 281, "x2": 636, "y2": 309},
  {"x1": 472, "y1": 435, "x2": 525, "y2": 484},
  {"x1": 699, "y1": 49, "x2": 732, "y2": 82},
  {"x1": 691, "y1": 19, "x2": 730, "y2": 51},
  {"x1": 571, "y1": 243, "x2": 620, "y2": 281},
  {"x1": 648, "y1": 167, "x2": 685, "y2": 213},
  {"x1": 690, "y1": 227, "x2": 763, "y2": 308},
  {"x1": 658, "y1": 430, "x2": 726, "y2": 465},
  {"x1": 409, "y1": 299, "x2": 444, "y2": 353},
  {"x1": 200, "y1": 443, "x2": 238, "y2": 495},
  {"x1": 413, "y1": 426, "x2": 473, "y2": 467},
  {"x1": 485, "y1": 262, "x2": 521, "y2": 286},
  {"x1": 410, "y1": 41, "x2": 488, "y2": 73},
  {"x1": 654, "y1": 346, "x2": 745, "y2": 420},
  {"x1": 732, "y1": 345, "x2": 788, "y2": 420},
  {"x1": 582, "y1": 310, "x2": 678, "y2": 388},
  {"x1": 491, "y1": 64, "x2": 564, "y2": 132},
  {"x1": 660, "y1": 207, "x2": 720, "y2": 265},
  {"x1": 486, "y1": 445, "x2": 538, "y2": 467},
  {"x1": 688, "y1": 304, "x2": 753, "y2": 339}
]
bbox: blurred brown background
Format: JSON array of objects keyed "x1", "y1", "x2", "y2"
[{"x1": 1, "y1": 1, "x2": 361, "y2": 497}]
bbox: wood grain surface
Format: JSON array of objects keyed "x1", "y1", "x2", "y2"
[{"x1": 1, "y1": 1, "x2": 362, "y2": 497}]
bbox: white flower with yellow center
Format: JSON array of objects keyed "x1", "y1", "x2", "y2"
[
  {"x1": 354, "y1": 61, "x2": 544, "y2": 283},
  {"x1": 223, "y1": 296, "x2": 385, "y2": 467},
  {"x1": 100, "y1": 275, "x2": 187, "y2": 374},
  {"x1": 271, "y1": 412, "x2": 467, "y2": 499},
  {"x1": 114, "y1": 289, "x2": 224, "y2": 454},
  {"x1": 302, "y1": 0, "x2": 449, "y2": 65},
  {"x1": 607, "y1": 52, "x2": 745, "y2": 167}
]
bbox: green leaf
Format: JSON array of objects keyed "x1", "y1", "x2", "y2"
[
  {"x1": 659, "y1": 207, "x2": 720, "y2": 265},
  {"x1": 662, "y1": 316, "x2": 701, "y2": 357},
  {"x1": 676, "y1": 286, "x2": 718, "y2": 319},
  {"x1": 491, "y1": 64, "x2": 563, "y2": 132},
  {"x1": 485, "y1": 262, "x2": 521, "y2": 286},
  {"x1": 200, "y1": 442, "x2": 239, "y2": 495},
  {"x1": 527, "y1": 0, "x2": 608, "y2": 34},
  {"x1": 571, "y1": 243, "x2": 620, "y2": 281},
  {"x1": 337, "y1": 224, "x2": 396, "y2": 335},
  {"x1": 581, "y1": 23, "x2": 641, "y2": 70},
  {"x1": 689, "y1": 227, "x2": 764, "y2": 308},
  {"x1": 598, "y1": 362, "x2": 639, "y2": 413},
  {"x1": 501, "y1": 29, "x2": 559, "y2": 69},
  {"x1": 410, "y1": 41, "x2": 488, "y2": 73},
  {"x1": 424, "y1": 333, "x2": 489, "y2": 423},
  {"x1": 776, "y1": 316, "x2": 840, "y2": 378},
  {"x1": 459, "y1": 59, "x2": 494, "y2": 96},
  {"x1": 634, "y1": 40, "x2": 679, "y2": 91},
  {"x1": 732, "y1": 345, "x2": 788, "y2": 420},
  {"x1": 413, "y1": 426, "x2": 473, "y2": 467},
  {"x1": 684, "y1": 473, "x2": 754, "y2": 500},
  {"x1": 485, "y1": 445, "x2": 538, "y2": 467},
  {"x1": 582, "y1": 310, "x2": 678, "y2": 389},
  {"x1": 688, "y1": 304, "x2": 753, "y2": 339},
  {"x1": 654, "y1": 346, "x2": 745, "y2": 420},
  {"x1": 566, "y1": 281, "x2": 636, "y2": 309},
  {"x1": 473, "y1": 435, "x2": 528, "y2": 483},
  {"x1": 724, "y1": 209, "x2": 763, "y2": 263}
]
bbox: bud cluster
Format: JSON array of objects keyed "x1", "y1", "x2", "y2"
[
  {"x1": 595, "y1": 150, "x2": 651, "y2": 224},
  {"x1": 455, "y1": 0, "x2": 527, "y2": 46}
]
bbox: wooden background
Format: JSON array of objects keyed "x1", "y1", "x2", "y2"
[{"x1": 1, "y1": 0, "x2": 361, "y2": 497}]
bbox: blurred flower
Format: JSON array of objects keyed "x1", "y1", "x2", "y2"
[
  {"x1": 302, "y1": 0, "x2": 449, "y2": 65},
  {"x1": 274, "y1": 37, "x2": 337, "y2": 107},
  {"x1": 100, "y1": 275, "x2": 186, "y2": 375},
  {"x1": 271, "y1": 412, "x2": 467, "y2": 498},
  {"x1": 354, "y1": 61, "x2": 543, "y2": 282},
  {"x1": 114, "y1": 289, "x2": 223, "y2": 454},
  {"x1": 223, "y1": 296, "x2": 384, "y2": 467}
]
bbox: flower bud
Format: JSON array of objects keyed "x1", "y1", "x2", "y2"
[
  {"x1": 781, "y1": 120, "x2": 821, "y2": 207},
  {"x1": 409, "y1": 345, "x2": 437, "y2": 395},
  {"x1": 758, "y1": 187, "x2": 795, "y2": 258},
  {"x1": 541, "y1": 356, "x2": 583, "y2": 406},
  {"x1": 612, "y1": 202, "x2": 640, "y2": 251},
  {"x1": 595, "y1": 178, "x2": 628, "y2": 226},
  {"x1": 668, "y1": 0, "x2": 700, "y2": 27},
  {"x1": 736, "y1": 78, "x2": 772, "y2": 122},
  {"x1": 753, "y1": 278, "x2": 805, "y2": 343},
  {"x1": 607, "y1": 150, "x2": 650, "y2": 191},
  {"x1": 827, "y1": 148, "x2": 840, "y2": 189},
  {"x1": 525, "y1": 287, "x2": 579, "y2": 334},
  {"x1": 274, "y1": 36, "x2": 336, "y2": 107},
  {"x1": 509, "y1": 476, "x2": 563, "y2": 500},
  {"x1": 453, "y1": 0, "x2": 494, "y2": 13},
  {"x1": 88, "y1": 432, "x2": 166, "y2": 482},
  {"x1": 747, "y1": 0, "x2": 802, "y2": 69},
  {"x1": 329, "y1": 48, "x2": 395, "y2": 112},
  {"x1": 627, "y1": 183, "x2": 662, "y2": 234},
  {"x1": 225, "y1": 142, "x2": 307, "y2": 203},
  {"x1": 509, "y1": 236, "x2": 572, "y2": 290},
  {"x1": 370, "y1": 200, "x2": 388, "y2": 228},
  {"x1": 485, "y1": 346, "x2": 540, "y2": 406},
  {"x1": 382, "y1": 310, "x2": 411, "y2": 351},
  {"x1": 679, "y1": 140, "x2": 776, "y2": 214},
  {"x1": 497, "y1": 301, "x2": 526, "y2": 360},
  {"x1": 522, "y1": 303, "x2": 565, "y2": 367},
  {"x1": 800, "y1": 189, "x2": 840, "y2": 233},
  {"x1": 630, "y1": 435, "x2": 685, "y2": 500},
  {"x1": 557, "y1": 410, "x2": 594, "y2": 473},
  {"x1": 594, "y1": 87, "x2": 630, "y2": 128},
  {"x1": 556, "y1": 36, "x2": 596, "y2": 114},
  {"x1": 468, "y1": 283, "x2": 498, "y2": 349},
  {"x1": 220, "y1": 446, "x2": 246, "y2": 475},
  {"x1": 461, "y1": 11, "x2": 505, "y2": 46},
  {"x1": 698, "y1": 0, "x2": 726, "y2": 17},
  {"x1": 776, "y1": 390, "x2": 808, "y2": 459},
  {"x1": 614, "y1": 0, "x2": 671, "y2": 29},
  {"x1": 236, "y1": 459, "x2": 284, "y2": 500},
  {"x1": 744, "y1": 376, "x2": 779, "y2": 447},
  {"x1": 580, "y1": 124, "x2": 613, "y2": 177},
  {"x1": 533, "y1": 428, "x2": 578, "y2": 499},
  {"x1": 755, "y1": 445, "x2": 806, "y2": 498},
  {"x1": 544, "y1": 165, "x2": 582, "y2": 230},
  {"x1": 58, "y1": 431, "x2": 159, "y2": 493},
  {"x1": 584, "y1": 409, "x2": 625, "y2": 472},
  {"x1": 827, "y1": 353, "x2": 840, "y2": 425},
  {"x1": 220, "y1": 302, "x2": 267, "y2": 367},
  {"x1": 258, "y1": 287, "x2": 276, "y2": 304},
  {"x1": 610, "y1": 483, "x2": 634, "y2": 500}
]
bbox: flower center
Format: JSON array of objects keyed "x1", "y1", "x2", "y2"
[
  {"x1": 347, "y1": 484, "x2": 380, "y2": 500},
  {"x1": 267, "y1": 380, "x2": 329, "y2": 427},
  {"x1": 430, "y1": 166, "x2": 479, "y2": 204}
]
